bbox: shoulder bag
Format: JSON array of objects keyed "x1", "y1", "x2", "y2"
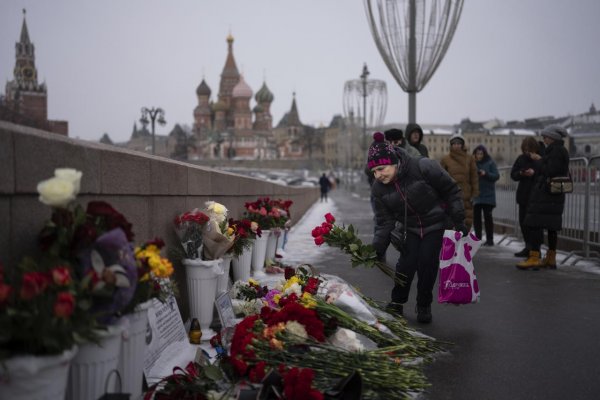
[{"x1": 546, "y1": 174, "x2": 573, "y2": 194}]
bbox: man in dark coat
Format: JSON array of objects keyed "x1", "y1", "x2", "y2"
[
  {"x1": 517, "y1": 126, "x2": 570, "y2": 270},
  {"x1": 319, "y1": 173, "x2": 331, "y2": 202},
  {"x1": 405, "y1": 123, "x2": 430, "y2": 158},
  {"x1": 368, "y1": 132, "x2": 466, "y2": 323}
]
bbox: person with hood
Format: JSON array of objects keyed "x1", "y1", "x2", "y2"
[
  {"x1": 384, "y1": 128, "x2": 421, "y2": 158},
  {"x1": 319, "y1": 173, "x2": 331, "y2": 202},
  {"x1": 368, "y1": 131, "x2": 467, "y2": 323},
  {"x1": 440, "y1": 134, "x2": 480, "y2": 230},
  {"x1": 517, "y1": 126, "x2": 570, "y2": 270},
  {"x1": 472, "y1": 145, "x2": 500, "y2": 246},
  {"x1": 405, "y1": 123, "x2": 429, "y2": 158},
  {"x1": 510, "y1": 137, "x2": 542, "y2": 257}
]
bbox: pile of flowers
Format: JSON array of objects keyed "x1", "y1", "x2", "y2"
[
  {"x1": 312, "y1": 213, "x2": 402, "y2": 285},
  {"x1": 217, "y1": 267, "x2": 444, "y2": 398},
  {"x1": 243, "y1": 197, "x2": 291, "y2": 230}
]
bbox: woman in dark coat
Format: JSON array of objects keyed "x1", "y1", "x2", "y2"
[
  {"x1": 517, "y1": 126, "x2": 570, "y2": 270},
  {"x1": 368, "y1": 132, "x2": 467, "y2": 323},
  {"x1": 472, "y1": 145, "x2": 499, "y2": 246},
  {"x1": 510, "y1": 137, "x2": 542, "y2": 257}
]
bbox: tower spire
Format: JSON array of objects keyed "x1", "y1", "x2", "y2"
[{"x1": 20, "y1": 9, "x2": 31, "y2": 44}]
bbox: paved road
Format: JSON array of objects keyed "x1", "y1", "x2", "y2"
[{"x1": 308, "y1": 187, "x2": 600, "y2": 400}]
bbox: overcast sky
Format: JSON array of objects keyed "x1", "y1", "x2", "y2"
[{"x1": 1, "y1": 1, "x2": 599, "y2": 143}]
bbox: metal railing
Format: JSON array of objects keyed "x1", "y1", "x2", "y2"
[{"x1": 496, "y1": 156, "x2": 600, "y2": 263}]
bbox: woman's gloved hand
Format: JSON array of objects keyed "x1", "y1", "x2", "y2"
[{"x1": 455, "y1": 223, "x2": 469, "y2": 237}]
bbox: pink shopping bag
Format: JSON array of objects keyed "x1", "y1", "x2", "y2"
[{"x1": 438, "y1": 229, "x2": 482, "y2": 304}]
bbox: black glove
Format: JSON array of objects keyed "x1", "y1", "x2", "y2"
[{"x1": 455, "y1": 223, "x2": 469, "y2": 237}]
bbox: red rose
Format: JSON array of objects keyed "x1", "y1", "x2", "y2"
[
  {"x1": 304, "y1": 277, "x2": 320, "y2": 295},
  {"x1": 20, "y1": 272, "x2": 50, "y2": 300},
  {"x1": 53, "y1": 292, "x2": 75, "y2": 318},
  {"x1": 0, "y1": 282, "x2": 12, "y2": 307},
  {"x1": 324, "y1": 213, "x2": 335, "y2": 224},
  {"x1": 51, "y1": 266, "x2": 72, "y2": 286},
  {"x1": 314, "y1": 236, "x2": 325, "y2": 246},
  {"x1": 311, "y1": 226, "x2": 322, "y2": 238}
]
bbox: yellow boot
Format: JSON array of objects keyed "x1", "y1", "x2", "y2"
[
  {"x1": 542, "y1": 250, "x2": 557, "y2": 269},
  {"x1": 516, "y1": 251, "x2": 542, "y2": 270}
]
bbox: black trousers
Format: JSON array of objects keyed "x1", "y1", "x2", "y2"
[
  {"x1": 473, "y1": 204, "x2": 494, "y2": 243},
  {"x1": 391, "y1": 229, "x2": 444, "y2": 307},
  {"x1": 518, "y1": 203, "x2": 530, "y2": 246},
  {"x1": 530, "y1": 229, "x2": 558, "y2": 252}
]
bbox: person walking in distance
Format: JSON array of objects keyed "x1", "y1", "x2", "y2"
[
  {"x1": 405, "y1": 123, "x2": 429, "y2": 158},
  {"x1": 510, "y1": 137, "x2": 542, "y2": 257},
  {"x1": 368, "y1": 132, "x2": 467, "y2": 323},
  {"x1": 472, "y1": 145, "x2": 499, "y2": 246},
  {"x1": 319, "y1": 173, "x2": 331, "y2": 202},
  {"x1": 440, "y1": 134, "x2": 479, "y2": 231},
  {"x1": 517, "y1": 126, "x2": 570, "y2": 270}
]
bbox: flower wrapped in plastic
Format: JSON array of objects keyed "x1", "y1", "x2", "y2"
[
  {"x1": 201, "y1": 201, "x2": 234, "y2": 260},
  {"x1": 173, "y1": 209, "x2": 210, "y2": 260}
]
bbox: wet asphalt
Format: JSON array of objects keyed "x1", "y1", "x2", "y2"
[{"x1": 312, "y1": 186, "x2": 600, "y2": 400}]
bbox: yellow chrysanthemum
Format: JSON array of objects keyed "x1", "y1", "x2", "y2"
[
  {"x1": 248, "y1": 278, "x2": 259, "y2": 286},
  {"x1": 283, "y1": 276, "x2": 300, "y2": 291}
]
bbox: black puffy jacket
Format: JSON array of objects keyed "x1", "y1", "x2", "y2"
[{"x1": 371, "y1": 149, "x2": 465, "y2": 257}]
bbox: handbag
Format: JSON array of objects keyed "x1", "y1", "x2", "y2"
[
  {"x1": 546, "y1": 174, "x2": 573, "y2": 194},
  {"x1": 438, "y1": 230, "x2": 482, "y2": 305}
]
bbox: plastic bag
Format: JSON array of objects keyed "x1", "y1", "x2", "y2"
[{"x1": 438, "y1": 230, "x2": 482, "y2": 304}]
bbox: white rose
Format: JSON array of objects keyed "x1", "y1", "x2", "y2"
[
  {"x1": 205, "y1": 201, "x2": 228, "y2": 223},
  {"x1": 37, "y1": 177, "x2": 76, "y2": 208},
  {"x1": 54, "y1": 168, "x2": 82, "y2": 195}
]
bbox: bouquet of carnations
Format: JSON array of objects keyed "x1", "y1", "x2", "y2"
[{"x1": 173, "y1": 209, "x2": 210, "y2": 260}]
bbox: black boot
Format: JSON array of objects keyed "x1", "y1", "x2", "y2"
[
  {"x1": 416, "y1": 305, "x2": 432, "y2": 323},
  {"x1": 385, "y1": 302, "x2": 404, "y2": 317},
  {"x1": 514, "y1": 247, "x2": 529, "y2": 257}
]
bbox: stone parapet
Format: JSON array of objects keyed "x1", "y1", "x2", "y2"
[{"x1": 0, "y1": 121, "x2": 318, "y2": 319}]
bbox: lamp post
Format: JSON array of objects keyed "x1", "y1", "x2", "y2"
[
  {"x1": 360, "y1": 63, "x2": 370, "y2": 153},
  {"x1": 140, "y1": 107, "x2": 166, "y2": 155}
]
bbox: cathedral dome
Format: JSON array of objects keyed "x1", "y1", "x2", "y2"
[
  {"x1": 196, "y1": 79, "x2": 211, "y2": 96},
  {"x1": 232, "y1": 74, "x2": 252, "y2": 98},
  {"x1": 255, "y1": 82, "x2": 274, "y2": 103},
  {"x1": 253, "y1": 104, "x2": 264, "y2": 113}
]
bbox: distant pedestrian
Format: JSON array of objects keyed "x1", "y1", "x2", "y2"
[
  {"x1": 440, "y1": 134, "x2": 479, "y2": 230},
  {"x1": 510, "y1": 137, "x2": 542, "y2": 257},
  {"x1": 517, "y1": 126, "x2": 570, "y2": 270},
  {"x1": 472, "y1": 145, "x2": 499, "y2": 246},
  {"x1": 384, "y1": 128, "x2": 421, "y2": 158},
  {"x1": 368, "y1": 132, "x2": 467, "y2": 323},
  {"x1": 319, "y1": 173, "x2": 331, "y2": 202},
  {"x1": 405, "y1": 123, "x2": 429, "y2": 158}
]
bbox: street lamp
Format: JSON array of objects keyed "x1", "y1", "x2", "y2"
[
  {"x1": 360, "y1": 63, "x2": 370, "y2": 152},
  {"x1": 140, "y1": 107, "x2": 166, "y2": 155}
]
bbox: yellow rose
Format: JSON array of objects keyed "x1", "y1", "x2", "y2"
[
  {"x1": 36, "y1": 176, "x2": 76, "y2": 208},
  {"x1": 54, "y1": 168, "x2": 82, "y2": 195}
]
